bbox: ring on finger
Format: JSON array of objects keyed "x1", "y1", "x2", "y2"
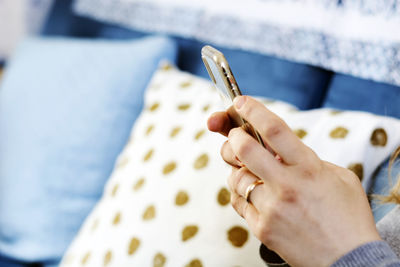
[{"x1": 244, "y1": 179, "x2": 264, "y2": 204}]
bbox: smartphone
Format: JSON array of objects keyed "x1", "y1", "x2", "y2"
[{"x1": 201, "y1": 45, "x2": 265, "y2": 148}]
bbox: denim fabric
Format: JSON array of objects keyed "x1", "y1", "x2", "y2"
[
  {"x1": 369, "y1": 158, "x2": 400, "y2": 222},
  {"x1": 0, "y1": 36, "x2": 177, "y2": 262},
  {"x1": 323, "y1": 74, "x2": 400, "y2": 119}
]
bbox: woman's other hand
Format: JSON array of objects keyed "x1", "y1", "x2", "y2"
[{"x1": 207, "y1": 96, "x2": 381, "y2": 267}]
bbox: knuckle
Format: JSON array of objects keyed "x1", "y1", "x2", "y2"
[
  {"x1": 236, "y1": 139, "x2": 253, "y2": 160},
  {"x1": 261, "y1": 119, "x2": 284, "y2": 140},
  {"x1": 233, "y1": 168, "x2": 247, "y2": 193},
  {"x1": 278, "y1": 184, "x2": 298, "y2": 203}
]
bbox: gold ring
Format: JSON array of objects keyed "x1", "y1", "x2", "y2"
[{"x1": 244, "y1": 179, "x2": 264, "y2": 203}]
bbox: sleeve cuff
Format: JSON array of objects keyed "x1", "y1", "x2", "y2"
[{"x1": 331, "y1": 241, "x2": 400, "y2": 267}]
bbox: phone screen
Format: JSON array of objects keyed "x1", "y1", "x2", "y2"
[{"x1": 202, "y1": 56, "x2": 235, "y2": 107}]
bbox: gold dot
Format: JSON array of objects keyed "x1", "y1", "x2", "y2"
[
  {"x1": 348, "y1": 163, "x2": 364, "y2": 181},
  {"x1": 116, "y1": 157, "x2": 129, "y2": 169},
  {"x1": 217, "y1": 187, "x2": 231, "y2": 206},
  {"x1": 185, "y1": 259, "x2": 203, "y2": 267},
  {"x1": 202, "y1": 104, "x2": 210, "y2": 112},
  {"x1": 104, "y1": 250, "x2": 112, "y2": 266},
  {"x1": 145, "y1": 125, "x2": 155, "y2": 136},
  {"x1": 227, "y1": 226, "x2": 249, "y2": 247},
  {"x1": 143, "y1": 205, "x2": 156, "y2": 220},
  {"x1": 162, "y1": 162, "x2": 177, "y2": 175},
  {"x1": 293, "y1": 129, "x2": 307, "y2": 139},
  {"x1": 153, "y1": 252, "x2": 166, "y2": 267},
  {"x1": 160, "y1": 63, "x2": 173, "y2": 71},
  {"x1": 330, "y1": 110, "x2": 342, "y2": 115},
  {"x1": 329, "y1": 127, "x2": 349, "y2": 139},
  {"x1": 194, "y1": 154, "x2": 209, "y2": 169},
  {"x1": 261, "y1": 99, "x2": 275, "y2": 105},
  {"x1": 175, "y1": 191, "x2": 189, "y2": 206},
  {"x1": 194, "y1": 129, "x2": 206, "y2": 140},
  {"x1": 370, "y1": 128, "x2": 387, "y2": 147},
  {"x1": 170, "y1": 126, "x2": 182, "y2": 138},
  {"x1": 128, "y1": 237, "x2": 141, "y2": 255},
  {"x1": 180, "y1": 81, "x2": 192, "y2": 88},
  {"x1": 133, "y1": 177, "x2": 145, "y2": 191},
  {"x1": 111, "y1": 184, "x2": 119, "y2": 197},
  {"x1": 91, "y1": 219, "x2": 99, "y2": 232},
  {"x1": 143, "y1": 148, "x2": 154, "y2": 162},
  {"x1": 81, "y1": 252, "x2": 91, "y2": 265},
  {"x1": 178, "y1": 103, "x2": 191, "y2": 111},
  {"x1": 182, "y1": 225, "x2": 199, "y2": 241},
  {"x1": 149, "y1": 102, "x2": 160, "y2": 112},
  {"x1": 112, "y1": 212, "x2": 121, "y2": 225}
]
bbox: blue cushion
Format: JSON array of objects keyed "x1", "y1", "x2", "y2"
[
  {"x1": 0, "y1": 36, "x2": 177, "y2": 262},
  {"x1": 323, "y1": 74, "x2": 400, "y2": 119}
]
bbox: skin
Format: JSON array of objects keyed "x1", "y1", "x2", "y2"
[{"x1": 207, "y1": 96, "x2": 381, "y2": 267}]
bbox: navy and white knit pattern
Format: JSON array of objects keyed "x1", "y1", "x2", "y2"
[{"x1": 74, "y1": 0, "x2": 400, "y2": 86}]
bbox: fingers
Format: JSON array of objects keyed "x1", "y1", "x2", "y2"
[
  {"x1": 228, "y1": 127, "x2": 284, "y2": 184},
  {"x1": 228, "y1": 167, "x2": 266, "y2": 208},
  {"x1": 221, "y1": 141, "x2": 242, "y2": 167},
  {"x1": 233, "y1": 96, "x2": 317, "y2": 165},
  {"x1": 230, "y1": 192, "x2": 259, "y2": 230},
  {"x1": 207, "y1": 111, "x2": 233, "y2": 137}
]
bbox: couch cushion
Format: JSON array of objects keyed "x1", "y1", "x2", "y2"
[
  {"x1": 0, "y1": 36, "x2": 177, "y2": 262},
  {"x1": 60, "y1": 63, "x2": 400, "y2": 267}
]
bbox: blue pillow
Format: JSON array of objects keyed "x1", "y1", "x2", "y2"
[{"x1": 0, "y1": 36, "x2": 177, "y2": 262}]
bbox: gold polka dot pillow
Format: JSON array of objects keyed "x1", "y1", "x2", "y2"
[{"x1": 60, "y1": 63, "x2": 400, "y2": 267}]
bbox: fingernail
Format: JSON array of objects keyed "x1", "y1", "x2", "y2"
[{"x1": 234, "y1": 96, "x2": 246, "y2": 109}]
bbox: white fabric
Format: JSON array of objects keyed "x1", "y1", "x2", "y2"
[
  {"x1": 74, "y1": 0, "x2": 400, "y2": 86},
  {"x1": 60, "y1": 63, "x2": 400, "y2": 267},
  {"x1": 0, "y1": 0, "x2": 53, "y2": 60}
]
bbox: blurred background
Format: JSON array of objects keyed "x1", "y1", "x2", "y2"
[{"x1": 1, "y1": 0, "x2": 400, "y2": 266}]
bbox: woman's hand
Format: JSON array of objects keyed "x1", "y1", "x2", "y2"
[{"x1": 207, "y1": 96, "x2": 381, "y2": 267}]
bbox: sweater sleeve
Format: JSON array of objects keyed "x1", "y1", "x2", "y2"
[{"x1": 331, "y1": 241, "x2": 400, "y2": 267}]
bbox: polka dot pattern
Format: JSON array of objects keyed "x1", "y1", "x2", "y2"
[
  {"x1": 329, "y1": 126, "x2": 349, "y2": 139},
  {"x1": 182, "y1": 225, "x2": 199, "y2": 241},
  {"x1": 60, "y1": 63, "x2": 400, "y2": 267},
  {"x1": 217, "y1": 188, "x2": 231, "y2": 206},
  {"x1": 128, "y1": 238, "x2": 140, "y2": 255},
  {"x1": 153, "y1": 253, "x2": 166, "y2": 267},
  {"x1": 104, "y1": 250, "x2": 112, "y2": 266},
  {"x1": 142, "y1": 205, "x2": 156, "y2": 221},
  {"x1": 175, "y1": 191, "x2": 189, "y2": 206},
  {"x1": 193, "y1": 154, "x2": 209, "y2": 170},
  {"x1": 133, "y1": 178, "x2": 145, "y2": 191},
  {"x1": 227, "y1": 226, "x2": 249, "y2": 248},
  {"x1": 370, "y1": 128, "x2": 387, "y2": 146},
  {"x1": 348, "y1": 163, "x2": 364, "y2": 181}
]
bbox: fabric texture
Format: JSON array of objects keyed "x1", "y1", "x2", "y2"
[
  {"x1": 0, "y1": 36, "x2": 177, "y2": 262},
  {"x1": 60, "y1": 63, "x2": 400, "y2": 266},
  {"x1": 378, "y1": 207, "x2": 400, "y2": 258},
  {"x1": 331, "y1": 241, "x2": 400, "y2": 267},
  {"x1": 59, "y1": 62, "x2": 268, "y2": 267},
  {"x1": 73, "y1": 0, "x2": 400, "y2": 86}
]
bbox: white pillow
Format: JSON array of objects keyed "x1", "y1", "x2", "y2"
[{"x1": 60, "y1": 63, "x2": 400, "y2": 267}]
